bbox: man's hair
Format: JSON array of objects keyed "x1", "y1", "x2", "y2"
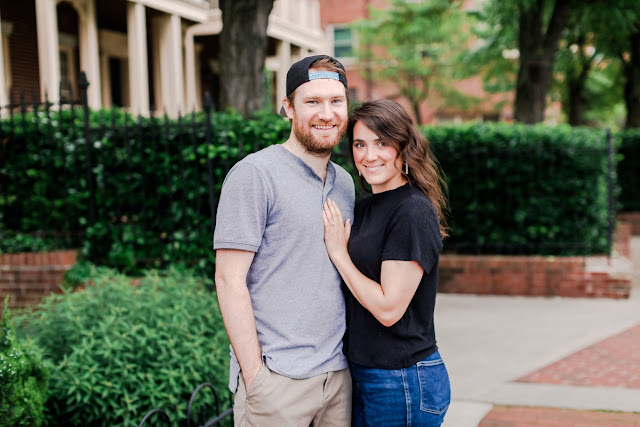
[{"x1": 286, "y1": 58, "x2": 349, "y2": 111}]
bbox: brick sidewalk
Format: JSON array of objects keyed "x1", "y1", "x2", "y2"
[
  {"x1": 516, "y1": 324, "x2": 640, "y2": 388},
  {"x1": 479, "y1": 406, "x2": 640, "y2": 426},
  {"x1": 478, "y1": 324, "x2": 640, "y2": 425}
]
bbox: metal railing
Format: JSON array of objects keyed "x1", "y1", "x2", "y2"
[{"x1": 139, "y1": 382, "x2": 233, "y2": 426}]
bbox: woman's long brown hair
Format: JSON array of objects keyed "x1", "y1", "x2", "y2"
[{"x1": 347, "y1": 99, "x2": 449, "y2": 239}]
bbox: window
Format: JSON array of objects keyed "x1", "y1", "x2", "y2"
[
  {"x1": 58, "y1": 33, "x2": 78, "y2": 101},
  {"x1": 59, "y1": 48, "x2": 75, "y2": 100},
  {"x1": 333, "y1": 27, "x2": 354, "y2": 59}
]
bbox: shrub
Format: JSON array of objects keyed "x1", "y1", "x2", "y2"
[
  {"x1": 426, "y1": 123, "x2": 613, "y2": 255},
  {"x1": 0, "y1": 298, "x2": 49, "y2": 426},
  {"x1": 0, "y1": 107, "x2": 291, "y2": 276},
  {"x1": 618, "y1": 130, "x2": 640, "y2": 212},
  {"x1": 15, "y1": 267, "x2": 230, "y2": 426}
]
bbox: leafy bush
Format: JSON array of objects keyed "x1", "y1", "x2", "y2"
[
  {"x1": 0, "y1": 107, "x2": 290, "y2": 275},
  {"x1": 618, "y1": 130, "x2": 640, "y2": 212},
  {"x1": 0, "y1": 298, "x2": 49, "y2": 426},
  {"x1": 426, "y1": 123, "x2": 613, "y2": 255},
  {"x1": 15, "y1": 267, "x2": 230, "y2": 426}
]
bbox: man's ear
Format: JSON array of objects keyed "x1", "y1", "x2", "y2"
[{"x1": 282, "y1": 97, "x2": 294, "y2": 119}]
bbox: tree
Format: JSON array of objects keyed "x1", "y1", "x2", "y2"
[
  {"x1": 576, "y1": 2, "x2": 640, "y2": 128},
  {"x1": 467, "y1": 0, "x2": 640, "y2": 126},
  {"x1": 514, "y1": 0, "x2": 573, "y2": 124},
  {"x1": 553, "y1": 1, "x2": 635, "y2": 127},
  {"x1": 218, "y1": 0, "x2": 274, "y2": 117},
  {"x1": 354, "y1": 0, "x2": 469, "y2": 125},
  {"x1": 462, "y1": 0, "x2": 573, "y2": 124}
]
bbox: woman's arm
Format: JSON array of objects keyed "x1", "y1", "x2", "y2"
[{"x1": 323, "y1": 199, "x2": 424, "y2": 327}]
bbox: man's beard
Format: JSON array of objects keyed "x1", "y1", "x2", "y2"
[{"x1": 292, "y1": 117, "x2": 347, "y2": 157}]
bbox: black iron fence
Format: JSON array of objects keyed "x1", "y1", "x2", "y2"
[{"x1": 138, "y1": 382, "x2": 233, "y2": 426}]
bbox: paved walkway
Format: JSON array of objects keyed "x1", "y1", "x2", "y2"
[{"x1": 438, "y1": 236, "x2": 640, "y2": 426}]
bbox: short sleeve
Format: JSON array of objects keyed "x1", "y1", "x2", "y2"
[
  {"x1": 213, "y1": 163, "x2": 270, "y2": 252},
  {"x1": 381, "y1": 198, "x2": 443, "y2": 274}
]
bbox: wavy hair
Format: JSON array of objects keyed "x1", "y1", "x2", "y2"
[{"x1": 347, "y1": 99, "x2": 449, "y2": 239}]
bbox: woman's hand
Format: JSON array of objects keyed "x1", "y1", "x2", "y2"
[{"x1": 322, "y1": 198, "x2": 351, "y2": 262}]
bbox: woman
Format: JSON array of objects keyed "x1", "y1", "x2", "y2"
[{"x1": 322, "y1": 99, "x2": 450, "y2": 426}]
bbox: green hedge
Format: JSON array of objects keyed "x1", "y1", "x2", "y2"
[
  {"x1": 0, "y1": 108, "x2": 291, "y2": 276},
  {"x1": 426, "y1": 123, "x2": 613, "y2": 255},
  {"x1": 618, "y1": 130, "x2": 640, "y2": 212},
  {"x1": 1, "y1": 110, "x2": 615, "y2": 258},
  {"x1": 14, "y1": 265, "x2": 230, "y2": 426}
]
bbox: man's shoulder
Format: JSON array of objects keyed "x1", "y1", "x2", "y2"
[{"x1": 238, "y1": 144, "x2": 284, "y2": 168}]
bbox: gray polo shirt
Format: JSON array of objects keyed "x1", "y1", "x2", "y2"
[{"x1": 213, "y1": 144, "x2": 355, "y2": 393}]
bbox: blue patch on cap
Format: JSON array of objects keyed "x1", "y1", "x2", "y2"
[{"x1": 308, "y1": 71, "x2": 340, "y2": 81}]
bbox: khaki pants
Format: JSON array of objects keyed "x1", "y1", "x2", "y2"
[{"x1": 234, "y1": 361, "x2": 351, "y2": 427}]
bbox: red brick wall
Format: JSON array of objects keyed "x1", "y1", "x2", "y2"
[
  {"x1": 438, "y1": 255, "x2": 631, "y2": 299},
  {"x1": 438, "y1": 222, "x2": 633, "y2": 299},
  {"x1": 618, "y1": 213, "x2": 640, "y2": 236},
  {"x1": 0, "y1": 250, "x2": 77, "y2": 314}
]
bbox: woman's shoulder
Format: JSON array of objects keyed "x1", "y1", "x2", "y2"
[
  {"x1": 399, "y1": 185, "x2": 436, "y2": 211},
  {"x1": 386, "y1": 186, "x2": 438, "y2": 229}
]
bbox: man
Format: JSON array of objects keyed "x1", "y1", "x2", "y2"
[{"x1": 213, "y1": 55, "x2": 355, "y2": 426}]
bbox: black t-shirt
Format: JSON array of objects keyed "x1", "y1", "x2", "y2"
[{"x1": 343, "y1": 183, "x2": 443, "y2": 369}]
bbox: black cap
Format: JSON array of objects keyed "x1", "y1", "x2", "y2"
[{"x1": 279, "y1": 54, "x2": 348, "y2": 117}]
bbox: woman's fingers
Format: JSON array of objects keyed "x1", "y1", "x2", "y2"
[
  {"x1": 328, "y1": 199, "x2": 344, "y2": 226},
  {"x1": 323, "y1": 201, "x2": 335, "y2": 226}
]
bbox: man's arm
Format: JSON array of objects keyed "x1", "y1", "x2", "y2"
[{"x1": 215, "y1": 249, "x2": 262, "y2": 390}]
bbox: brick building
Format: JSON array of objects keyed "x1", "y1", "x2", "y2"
[
  {"x1": 319, "y1": 0, "x2": 514, "y2": 124},
  {"x1": 0, "y1": 0, "x2": 328, "y2": 117}
]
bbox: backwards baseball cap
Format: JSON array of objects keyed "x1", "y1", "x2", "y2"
[{"x1": 279, "y1": 54, "x2": 348, "y2": 117}]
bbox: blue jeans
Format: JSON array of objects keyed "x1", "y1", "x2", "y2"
[{"x1": 349, "y1": 351, "x2": 450, "y2": 427}]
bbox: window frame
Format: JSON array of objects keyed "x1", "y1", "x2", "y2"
[{"x1": 329, "y1": 24, "x2": 356, "y2": 65}]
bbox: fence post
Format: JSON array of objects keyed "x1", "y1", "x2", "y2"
[
  {"x1": 79, "y1": 71, "x2": 97, "y2": 259},
  {"x1": 606, "y1": 129, "x2": 615, "y2": 258}
]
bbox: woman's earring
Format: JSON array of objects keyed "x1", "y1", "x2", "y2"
[
  {"x1": 405, "y1": 162, "x2": 409, "y2": 175},
  {"x1": 358, "y1": 170, "x2": 362, "y2": 177}
]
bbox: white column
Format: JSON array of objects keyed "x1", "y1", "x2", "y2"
[
  {"x1": 276, "y1": 40, "x2": 291, "y2": 109},
  {"x1": 127, "y1": 2, "x2": 149, "y2": 116},
  {"x1": 184, "y1": 27, "x2": 197, "y2": 112},
  {"x1": 311, "y1": 0, "x2": 321, "y2": 31},
  {"x1": 35, "y1": 0, "x2": 61, "y2": 102},
  {"x1": 78, "y1": 0, "x2": 101, "y2": 108},
  {"x1": 154, "y1": 14, "x2": 184, "y2": 118},
  {"x1": 167, "y1": 14, "x2": 184, "y2": 116}
]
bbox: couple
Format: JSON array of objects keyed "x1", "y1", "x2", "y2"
[{"x1": 213, "y1": 55, "x2": 450, "y2": 427}]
